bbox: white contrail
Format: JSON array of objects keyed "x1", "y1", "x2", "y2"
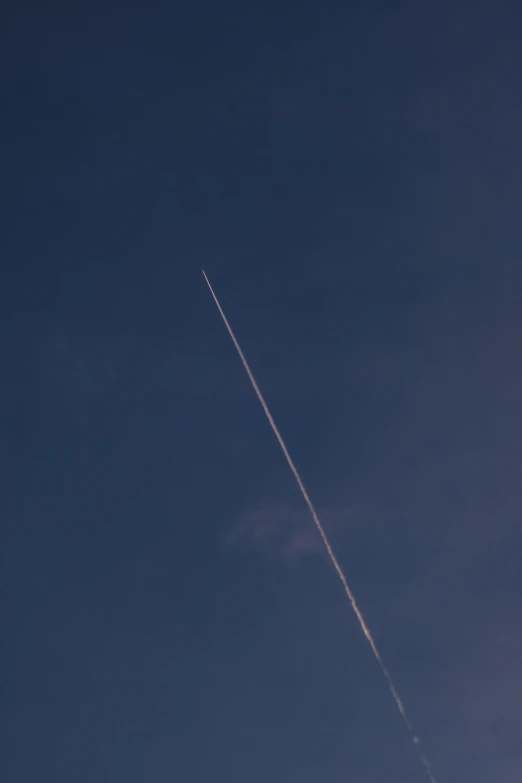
[{"x1": 202, "y1": 270, "x2": 437, "y2": 783}]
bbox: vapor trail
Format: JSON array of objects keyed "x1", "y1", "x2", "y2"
[{"x1": 202, "y1": 270, "x2": 437, "y2": 783}]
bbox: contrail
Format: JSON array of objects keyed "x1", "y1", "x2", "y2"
[{"x1": 202, "y1": 270, "x2": 437, "y2": 783}]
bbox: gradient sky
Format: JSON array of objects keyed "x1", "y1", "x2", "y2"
[{"x1": 2, "y1": 2, "x2": 522, "y2": 782}]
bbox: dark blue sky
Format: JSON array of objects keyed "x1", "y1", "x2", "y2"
[{"x1": 2, "y1": 2, "x2": 522, "y2": 781}]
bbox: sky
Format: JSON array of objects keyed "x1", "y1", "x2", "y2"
[{"x1": 2, "y1": 1, "x2": 522, "y2": 781}]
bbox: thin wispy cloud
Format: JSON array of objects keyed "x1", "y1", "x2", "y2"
[{"x1": 228, "y1": 505, "x2": 349, "y2": 561}]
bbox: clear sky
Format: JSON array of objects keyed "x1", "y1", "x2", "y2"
[{"x1": 2, "y1": 2, "x2": 522, "y2": 782}]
